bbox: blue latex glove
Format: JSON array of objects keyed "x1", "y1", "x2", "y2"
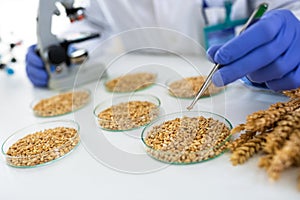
[
  {"x1": 25, "y1": 44, "x2": 76, "y2": 87},
  {"x1": 25, "y1": 44, "x2": 48, "y2": 87},
  {"x1": 207, "y1": 10, "x2": 300, "y2": 91}
]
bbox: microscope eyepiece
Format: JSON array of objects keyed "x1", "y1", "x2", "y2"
[{"x1": 48, "y1": 45, "x2": 67, "y2": 65}]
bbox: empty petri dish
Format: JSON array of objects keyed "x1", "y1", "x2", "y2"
[
  {"x1": 141, "y1": 111, "x2": 232, "y2": 165},
  {"x1": 167, "y1": 76, "x2": 225, "y2": 99},
  {"x1": 31, "y1": 88, "x2": 91, "y2": 117},
  {"x1": 94, "y1": 94, "x2": 161, "y2": 131},
  {"x1": 104, "y1": 72, "x2": 157, "y2": 93},
  {"x1": 1, "y1": 120, "x2": 80, "y2": 168}
]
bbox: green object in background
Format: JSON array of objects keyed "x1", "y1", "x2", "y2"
[
  {"x1": 203, "y1": 1, "x2": 247, "y2": 49},
  {"x1": 253, "y1": 2, "x2": 268, "y2": 18},
  {"x1": 203, "y1": 1, "x2": 269, "y2": 50},
  {"x1": 239, "y1": 2, "x2": 268, "y2": 33}
]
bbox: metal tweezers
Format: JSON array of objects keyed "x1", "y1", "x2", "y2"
[{"x1": 187, "y1": 2, "x2": 268, "y2": 110}]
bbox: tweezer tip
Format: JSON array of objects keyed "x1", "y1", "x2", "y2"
[{"x1": 186, "y1": 105, "x2": 193, "y2": 111}]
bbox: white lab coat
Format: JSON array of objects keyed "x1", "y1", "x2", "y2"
[
  {"x1": 230, "y1": 0, "x2": 300, "y2": 20},
  {"x1": 67, "y1": 0, "x2": 300, "y2": 55}
]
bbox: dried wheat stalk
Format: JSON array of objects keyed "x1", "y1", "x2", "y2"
[
  {"x1": 230, "y1": 133, "x2": 267, "y2": 166},
  {"x1": 283, "y1": 88, "x2": 300, "y2": 98},
  {"x1": 227, "y1": 130, "x2": 256, "y2": 152},
  {"x1": 267, "y1": 129, "x2": 300, "y2": 180},
  {"x1": 244, "y1": 98, "x2": 300, "y2": 132},
  {"x1": 263, "y1": 111, "x2": 300, "y2": 154},
  {"x1": 298, "y1": 170, "x2": 300, "y2": 191},
  {"x1": 228, "y1": 94, "x2": 300, "y2": 190}
]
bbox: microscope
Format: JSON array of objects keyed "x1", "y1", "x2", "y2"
[{"x1": 37, "y1": 0, "x2": 106, "y2": 89}]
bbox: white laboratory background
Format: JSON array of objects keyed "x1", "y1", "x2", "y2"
[{"x1": 0, "y1": 1, "x2": 299, "y2": 200}]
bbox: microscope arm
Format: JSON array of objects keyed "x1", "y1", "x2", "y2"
[
  {"x1": 36, "y1": 0, "x2": 105, "y2": 89},
  {"x1": 37, "y1": 0, "x2": 62, "y2": 69}
]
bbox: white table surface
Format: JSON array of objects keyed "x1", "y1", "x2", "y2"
[
  {"x1": 1, "y1": 1, "x2": 299, "y2": 199},
  {"x1": 0, "y1": 51, "x2": 299, "y2": 200}
]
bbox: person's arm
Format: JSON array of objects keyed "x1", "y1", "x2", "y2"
[{"x1": 207, "y1": 9, "x2": 300, "y2": 91}]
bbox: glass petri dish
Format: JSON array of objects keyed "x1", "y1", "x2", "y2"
[
  {"x1": 104, "y1": 72, "x2": 157, "y2": 93},
  {"x1": 94, "y1": 94, "x2": 161, "y2": 131},
  {"x1": 31, "y1": 88, "x2": 91, "y2": 117},
  {"x1": 1, "y1": 120, "x2": 80, "y2": 168},
  {"x1": 166, "y1": 76, "x2": 225, "y2": 99},
  {"x1": 141, "y1": 111, "x2": 232, "y2": 165}
]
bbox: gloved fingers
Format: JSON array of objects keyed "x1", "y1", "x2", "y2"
[
  {"x1": 26, "y1": 65, "x2": 48, "y2": 87},
  {"x1": 214, "y1": 10, "x2": 285, "y2": 65},
  {"x1": 266, "y1": 65, "x2": 300, "y2": 91},
  {"x1": 30, "y1": 78, "x2": 48, "y2": 87},
  {"x1": 26, "y1": 66, "x2": 48, "y2": 82},
  {"x1": 27, "y1": 72, "x2": 48, "y2": 87},
  {"x1": 211, "y1": 14, "x2": 295, "y2": 87},
  {"x1": 26, "y1": 45, "x2": 44, "y2": 68},
  {"x1": 27, "y1": 44, "x2": 37, "y2": 53},
  {"x1": 247, "y1": 34, "x2": 300, "y2": 83},
  {"x1": 206, "y1": 44, "x2": 222, "y2": 63},
  {"x1": 212, "y1": 70, "x2": 225, "y2": 87},
  {"x1": 212, "y1": 35, "x2": 292, "y2": 86}
]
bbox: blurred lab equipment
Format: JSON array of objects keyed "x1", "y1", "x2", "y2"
[
  {"x1": 0, "y1": 35, "x2": 22, "y2": 76},
  {"x1": 202, "y1": 0, "x2": 247, "y2": 49},
  {"x1": 36, "y1": 0, "x2": 106, "y2": 89}
]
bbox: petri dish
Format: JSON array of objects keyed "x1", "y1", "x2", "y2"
[
  {"x1": 167, "y1": 76, "x2": 225, "y2": 99},
  {"x1": 141, "y1": 111, "x2": 232, "y2": 165},
  {"x1": 31, "y1": 88, "x2": 91, "y2": 117},
  {"x1": 94, "y1": 94, "x2": 161, "y2": 131},
  {"x1": 104, "y1": 72, "x2": 157, "y2": 93},
  {"x1": 1, "y1": 120, "x2": 80, "y2": 168}
]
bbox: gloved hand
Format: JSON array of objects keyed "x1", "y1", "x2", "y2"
[
  {"x1": 207, "y1": 10, "x2": 300, "y2": 91},
  {"x1": 26, "y1": 44, "x2": 77, "y2": 87},
  {"x1": 25, "y1": 44, "x2": 48, "y2": 87}
]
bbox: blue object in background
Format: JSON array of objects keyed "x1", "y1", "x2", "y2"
[
  {"x1": 0, "y1": 36, "x2": 22, "y2": 76},
  {"x1": 0, "y1": 62, "x2": 14, "y2": 76},
  {"x1": 6, "y1": 66, "x2": 14, "y2": 75}
]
